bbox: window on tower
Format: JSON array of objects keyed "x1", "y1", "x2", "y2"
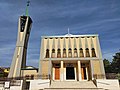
[
  {"x1": 57, "y1": 49, "x2": 61, "y2": 58},
  {"x1": 20, "y1": 16, "x2": 27, "y2": 32},
  {"x1": 79, "y1": 48, "x2": 84, "y2": 57},
  {"x1": 91, "y1": 48, "x2": 96, "y2": 57},
  {"x1": 51, "y1": 49, "x2": 55, "y2": 58},
  {"x1": 68, "y1": 48, "x2": 72, "y2": 57},
  {"x1": 74, "y1": 48, "x2": 78, "y2": 57},
  {"x1": 86, "y1": 48, "x2": 90, "y2": 57},
  {"x1": 45, "y1": 49, "x2": 49, "y2": 58},
  {"x1": 63, "y1": 48, "x2": 66, "y2": 58}
]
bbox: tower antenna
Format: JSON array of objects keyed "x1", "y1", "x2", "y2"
[{"x1": 25, "y1": 0, "x2": 30, "y2": 16}]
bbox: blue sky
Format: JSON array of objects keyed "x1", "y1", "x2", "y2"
[{"x1": 0, "y1": 0, "x2": 120, "y2": 67}]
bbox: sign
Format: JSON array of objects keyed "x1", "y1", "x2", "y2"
[{"x1": 4, "y1": 81, "x2": 10, "y2": 88}]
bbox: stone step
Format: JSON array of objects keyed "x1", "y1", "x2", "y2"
[
  {"x1": 44, "y1": 88, "x2": 104, "y2": 90},
  {"x1": 50, "y1": 81, "x2": 97, "y2": 88}
]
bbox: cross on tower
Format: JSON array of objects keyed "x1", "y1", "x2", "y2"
[
  {"x1": 27, "y1": 0, "x2": 30, "y2": 6},
  {"x1": 26, "y1": 0, "x2": 30, "y2": 16}
]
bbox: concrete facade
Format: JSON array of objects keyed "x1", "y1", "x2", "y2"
[
  {"x1": 39, "y1": 34, "x2": 106, "y2": 81},
  {"x1": 8, "y1": 16, "x2": 32, "y2": 78}
]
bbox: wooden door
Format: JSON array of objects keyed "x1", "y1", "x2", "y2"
[
  {"x1": 81, "y1": 67, "x2": 84, "y2": 80},
  {"x1": 55, "y1": 67, "x2": 60, "y2": 80}
]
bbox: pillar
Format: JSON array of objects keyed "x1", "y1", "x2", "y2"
[
  {"x1": 74, "y1": 67, "x2": 77, "y2": 81},
  {"x1": 90, "y1": 60, "x2": 94, "y2": 80},
  {"x1": 48, "y1": 59, "x2": 52, "y2": 78},
  {"x1": 60, "y1": 61, "x2": 64, "y2": 81},
  {"x1": 78, "y1": 61, "x2": 82, "y2": 81},
  {"x1": 52, "y1": 67, "x2": 55, "y2": 80},
  {"x1": 86, "y1": 67, "x2": 88, "y2": 80}
]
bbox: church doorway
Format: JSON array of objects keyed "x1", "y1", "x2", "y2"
[
  {"x1": 66, "y1": 67, "x2": 75, "y2": 79},
  {"x1": 81, "y1": 67, "x2": 87, "y2": 80},
  {"x1": 55, "y1": 67, "x2": 60, "y2": 80},
  {"x1": 81, "y1": 63, "x2": 90, "y2": 80}
]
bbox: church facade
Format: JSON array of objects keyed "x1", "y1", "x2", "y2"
[{"x1": 39, "y1": 34, "x2": 105, "y2": 81}]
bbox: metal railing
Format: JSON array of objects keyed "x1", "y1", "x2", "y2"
[
  {"x1": 0, "y1": 74, "x2": 119, "y2": 81},
  {"x1": 0, "y1": 74, "x2": 51, "y2": 87},
  {"x1": 106, "y1": 73, "x2": 118, "y2": 79},
  {"x1": 0, "y1": 74, "x2": 50, "y2": 81}
]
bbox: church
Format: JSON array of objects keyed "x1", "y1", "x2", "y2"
[
  {"x1": 2, "y1": 2, "x2": 119, "y2": 89},
  {"x1": 39, "y1": 33, "x2": 105, "y2": 81},
  {"x1": 5, "y1": 15, "x2": 119, "y2": 90}
]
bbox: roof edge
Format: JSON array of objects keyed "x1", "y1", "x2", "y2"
[{"x1": 41, "y1": 34, "x2": 99, "y2": 38}]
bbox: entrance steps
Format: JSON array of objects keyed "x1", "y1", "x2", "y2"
[
  {"x1": 44, "y1": 81, "x2": 104, "y2": 90},
  {"x1": 45, "y1": 88, "x2": 104, "y2": 90}
]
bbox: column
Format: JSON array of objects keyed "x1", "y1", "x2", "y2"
[
  {"x1": 90, "y1": 60, "x2": 94, "y2": 80},
  {"x1": 78, "y1": 61, "x2": 82, "y2": 81},
  {"x1": 60, "y1": 61, "x2": 64, "y2": 81},
  {"x1": 48, "y1": 59, "x2": 52, "y2": 79},
  {"x1": 86, "y1": 67, "x2": 88, "y2": 80},
  {"x1": 74, "y1": 67, "x2": 77, "y2": 81},
  {"x1": 52, "y1": 67, "x2": 55, "y2": 80}
]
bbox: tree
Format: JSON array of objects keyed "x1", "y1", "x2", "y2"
[
  {"x1": 103, "y1": 59, "x2": 112, "y2": 73},
  {"x1": 111, "y1": 52, "x2": 120, "y2": 73}
]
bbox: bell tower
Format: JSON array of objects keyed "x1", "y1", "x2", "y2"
[{"x1": 8, "y1": 0, "x2": 32, "y2": 78}]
